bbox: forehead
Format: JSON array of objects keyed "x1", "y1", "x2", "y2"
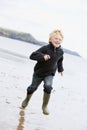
[{"x1": 51, "y1": 33, "x2": 63, "y2": 39}]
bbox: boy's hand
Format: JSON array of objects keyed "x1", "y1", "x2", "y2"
[
  {"x1": 58, "y1": 72, "x2": 63, "y2": 76},
  {"x1": 44, "y1": 54, "x2": 50, "y2": 61}
]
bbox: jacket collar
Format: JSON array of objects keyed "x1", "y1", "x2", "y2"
[{"x1": 49, "y1": 42, "x2": 61, "y2": 50}]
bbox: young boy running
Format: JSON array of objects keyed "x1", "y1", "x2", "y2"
[{"x1": 21, "y1": 29, "x2": 64, "y2": 115}]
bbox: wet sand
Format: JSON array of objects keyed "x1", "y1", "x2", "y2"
[
  {"x1": 0, "y1": 54, "x2": 58, "y2": 130},
  {"x1": 0, "y1": 41, "x2": 87, "y2": 130}
]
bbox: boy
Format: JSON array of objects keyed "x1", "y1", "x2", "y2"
[{"x1": 21, "y1": 29, "x2": 64, "y2": 115}]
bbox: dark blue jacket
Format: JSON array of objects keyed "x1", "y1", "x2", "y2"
[{"x1": 30, "y1": 43, "x2": 64, "y2": 77}]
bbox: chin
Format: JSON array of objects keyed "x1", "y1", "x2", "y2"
[{"x1": 55, "y1": 45, "x2": 59, "y2": 48}]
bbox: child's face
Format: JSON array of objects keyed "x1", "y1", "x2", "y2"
[{"x1": 51, "y1": 34, "x2": 63, "y2": 48}]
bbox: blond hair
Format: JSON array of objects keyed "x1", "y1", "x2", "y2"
[{"x1": 49, "y1": 29, "x2": 64, "y2": 42}]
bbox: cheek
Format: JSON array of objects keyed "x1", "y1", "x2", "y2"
[{"x1": 51, "y1": 39, "x2": 55, "y2": 43}]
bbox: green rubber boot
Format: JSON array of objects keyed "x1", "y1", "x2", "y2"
[
  {"x1": 21, "y1": 94, "x2": 33, "y2": 108},
  {"x1": 42, "y1": 92, "x2": 50, "y2": 115}
]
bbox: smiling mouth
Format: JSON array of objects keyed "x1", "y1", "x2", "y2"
[{"x1": 55, "y1": 42, "x2": 60, "y2": 45}]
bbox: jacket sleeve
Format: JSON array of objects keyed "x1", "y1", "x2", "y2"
[
  {"x1": 57, "y1": 56, "x2": 64, "y2": 72},
  {"x1": 30, "y1": 46, "x2": 46, "y2": 62}
]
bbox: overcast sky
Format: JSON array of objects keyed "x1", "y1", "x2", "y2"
[{"x1": 0, "y1": 0, "x2": 87, "y2": 58}]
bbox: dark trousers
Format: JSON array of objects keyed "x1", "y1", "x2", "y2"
[{"x1": 27, "y1": 73, "x2": 53, "y2": 94}]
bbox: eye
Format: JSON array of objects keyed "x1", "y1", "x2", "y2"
[
  {"x1": 55, "y1": 37, "x2": 62, "y2": 41},
  {"x1": 59, "y1": 39, "x2": 62, "y2": 42}
]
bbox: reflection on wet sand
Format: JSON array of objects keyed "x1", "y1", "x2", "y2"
[{"x1": 16, "y1": 109, "x2": 25, "y2": 130}]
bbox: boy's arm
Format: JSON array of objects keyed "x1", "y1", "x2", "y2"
[
  {"x1": 30, "y1": 46, "x2": 50, "y2": 62},
  {"x1": 57, "y1": 56, "x2": 64, "y2": 76}
]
